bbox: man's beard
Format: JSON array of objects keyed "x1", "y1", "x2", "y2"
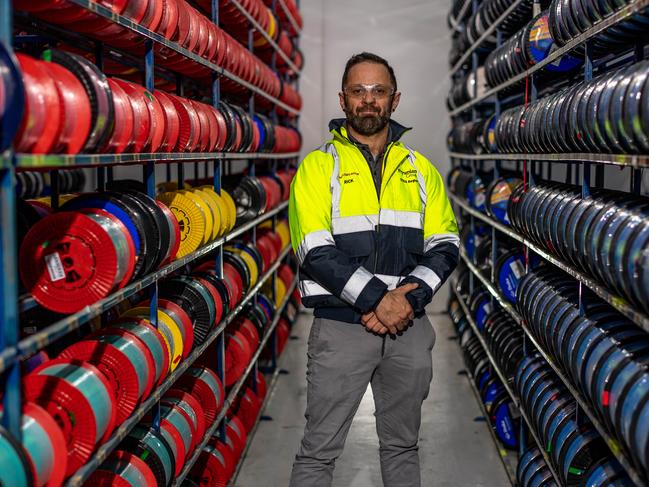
[{"x1": 344, "y1": 105, "x2": 390, "y2": 136}]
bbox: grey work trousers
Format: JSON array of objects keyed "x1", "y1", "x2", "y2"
[{"x1": 289, "y1": 315, "x2": 436, "y2": 487}]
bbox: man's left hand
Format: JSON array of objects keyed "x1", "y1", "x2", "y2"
[
  {"x1": 361, "y1": 311, "x2": 392, "y2": 335},
  {"x1": 374, "y1": 284, "x2": 417, "y2": 330}
]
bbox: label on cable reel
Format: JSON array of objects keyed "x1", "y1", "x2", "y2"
[
  {"x1": 44, "y1": 252, "x2": 65, "y2": 282},
  {"x1": 510, "y1": 259, "x2": 525, "y2": 279}
]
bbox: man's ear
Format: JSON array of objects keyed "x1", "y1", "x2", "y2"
[
  {"x1": 339, "y1": 92, "x2": 347, "y2": 112},
  {"x1": 391, "y1": 92, "x2": 401, "y2": 113}
]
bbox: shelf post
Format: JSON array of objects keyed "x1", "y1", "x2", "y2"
[
  {"x1": 51, "y1": 169, "x2": 59, "y2": 209},
  {"x1": 490, "y1": 29, "x2": 503, "y2": 286},
  {"x1": 631, "y1": 167, "x2": 642, "y2": 195},
  {"x1": 0, "y1": 0, "x2": 11, "y2": 46},
  {"x1": 577, "y1": 43, "x2": 595, "y2": 316},
  {"x1": 211, "y1": 0, "x2": 227, "y2": 444},
  {"x1": 142, "y1": 37, "x2": 161, "y2": 432},
  {"x1": 177, "y1": 162, "x2": 184, "y2": 190},
  {"x1": 94, "y1": 40, "x2": 103, "y2": 72},
  {"x1": 248, "y1": 27, "x2": 256, "y2": 179},
  {"x1": 211, "y1": 0, "x2": 223, "y2": 279},
  {"x1": 211, "y1": 1, "x2": 223, "y2": 283},
  {"x1": 97, "y1": 165, "x2": 106, "y2": 190},
  {"x1": 469, "y1": 5, "x2": 479, "y2": 275},
  {"x1": 527, "y1": 73, "x2": 537, "y2": 189},
  {"x1": 176, "y1": 74, "x2": 184, "y2": 190},
  {"x1": 144, "y1": 39, "x2": 155, "y2": 91},
  {"x1": 0, "y1": 159, "x2": 20, "y2": 437},
  {"x1": 631, "y1": 42, "x2": 645, "y2": 194}
]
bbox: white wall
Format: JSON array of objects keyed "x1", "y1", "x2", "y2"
[
  {"x1": 299, "y1": 0, "x2": 454, "y2": 312},
  {"x1": 299, "y1": 0, "x2": 451, "y2": 168}
]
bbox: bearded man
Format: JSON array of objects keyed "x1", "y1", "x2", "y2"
[{"x1": 288, "y1": 52, "x2": 459, "y2": 487}]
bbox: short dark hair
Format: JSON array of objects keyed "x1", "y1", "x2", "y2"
[{"x1": 341, "y1": 52, "x2": 397, "y2": 91}]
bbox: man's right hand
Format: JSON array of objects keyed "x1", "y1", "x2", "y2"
[{"x1": 375, "y1": 282, "x2": 418, "y2": 331}]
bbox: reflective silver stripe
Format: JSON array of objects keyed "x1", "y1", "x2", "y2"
[
  {"x1": 375, "y1": 274, "x2": 405, "y2": 290},
  {"x1": 298, "y1": 279, "x2": 332, "y2": 297},
  {"x1": 406, "y1": 148, "x2": 427, "y2": 210},
  {"x1": 424, "y1": 233, "x2": 461, "y2": 253},
  {"x1": 328, "y1": 144, "x2": 342, "y2": 219},
  {"x1": 379, "y1": 209, "x2": 423, "y2": 229},
  {"x1": 341, "y1": 267, "x2": 375, "y2": 304},
  {"x1": 297, "y1": 230, "x2": 335, "y2": 264},
  {"x1": 333, "y1": 210, "x2": 426, "y2": 233},
  {"x1": 409, "y1": 265, "x2": 442, "y2": 291},
  {"x1": 332, "y1": 214, "x2": 378, "y2": 235}
]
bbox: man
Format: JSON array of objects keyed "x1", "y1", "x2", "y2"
[{"x1": 288, "y1": 52, "x2": 459, "y2": 487}]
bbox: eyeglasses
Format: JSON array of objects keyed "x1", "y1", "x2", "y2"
[{"x1": 343, "y1": 84, "x2": 395, "y2": 99}]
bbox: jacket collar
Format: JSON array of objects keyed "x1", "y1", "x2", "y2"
[
  {"x1": 328, "y1": 118, "x2": 412, "y2": 145},
  {"x1": 328, "y1": 119, "x2": 414, "y2": 197}
]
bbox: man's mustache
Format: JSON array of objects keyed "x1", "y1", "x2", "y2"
[{"x1": 356, "y1": 106, "x2": 381, "y2": 114}]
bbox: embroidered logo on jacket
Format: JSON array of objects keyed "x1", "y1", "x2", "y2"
[
  {"x1": 398, "y1": 168, "x2": 417, "y2": 183},
  {"x1": 338, "y1": 171, "x2": 360, "y2": 184}
]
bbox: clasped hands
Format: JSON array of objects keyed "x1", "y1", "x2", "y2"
[{"x1": 361, "y1": 283, "x2": 418, "y2": 335}]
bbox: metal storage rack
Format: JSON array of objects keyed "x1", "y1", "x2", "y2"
[
  {"x1": 447, "y1": 0, "x2": 648, "y2": 484},
  {"x1": 451, "y1": 280, "x2": 563, "y2": 487},
  {"x1": 448, "y1": 193, "x2": 649, "y2": 331},
  {"x1": 455, "y1": 248, "x2": 647, "y2": 486},
  {"x1": 0, "y1": 0, "x2": 303, "y2": 484}
]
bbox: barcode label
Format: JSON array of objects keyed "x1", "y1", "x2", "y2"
[
  {"x1": 45, "y1": 253, "x2": 65, "y2": 282},
  {"x1": 510, "y1": 260, "x2": 525, "y2": 279}
]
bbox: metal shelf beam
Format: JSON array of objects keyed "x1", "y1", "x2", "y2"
[
  {"x1": 448, "y1": 152, "x2": 649, "y2": 168},
  {"x1": 458, "y1": 250, "x2": 648, "y2": 487},
  {"x1": 448, "y1": 0, "x2": 649, "y2": 116},
  {"x1": 448, "y1": 192, "x2": 649, "y2": 331},
  {"x1": 4, "y1": 151, "x2": 299, "y2": 170},
  {"x1": 6, "y1": 202, "x2": 289, "y2": 373},
  {"x1": 63, "y1": 246, "x2": 295, "y2": 487}
]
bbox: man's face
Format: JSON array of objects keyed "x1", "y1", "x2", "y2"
[{"x1": 339, "y1": 62, "x2": 401, "y2": 136}]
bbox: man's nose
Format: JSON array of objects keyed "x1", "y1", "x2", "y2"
[
  {"x1": 361, "y1": 89, "x2": 376, "y2": 102},
  {"x1": 360, "y1": 98, "x2": 377, "y2": 109}
]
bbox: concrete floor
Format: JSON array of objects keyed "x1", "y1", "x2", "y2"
[{"x1": 235, "y1": 310, "x2": 511, "y2": 487}]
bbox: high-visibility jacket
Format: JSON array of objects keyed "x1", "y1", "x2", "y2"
[{"x1": 289, "y1": 120, "x2": 459, "y2": 323}]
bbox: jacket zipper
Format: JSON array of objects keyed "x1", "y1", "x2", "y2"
[
  {"x1": 340, "y1": 134, "x2": 406, "y2": 276},
  {"x1": 381, "y1": 153, "x2": 410, "y2": 199},
  {"x1": 374, "y1": 143, "x2": 395, "y2": 273}
]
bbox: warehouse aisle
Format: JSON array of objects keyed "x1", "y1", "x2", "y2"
[{"x1": 235, "y1": 307, "x2": 511, "y2": 487}]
